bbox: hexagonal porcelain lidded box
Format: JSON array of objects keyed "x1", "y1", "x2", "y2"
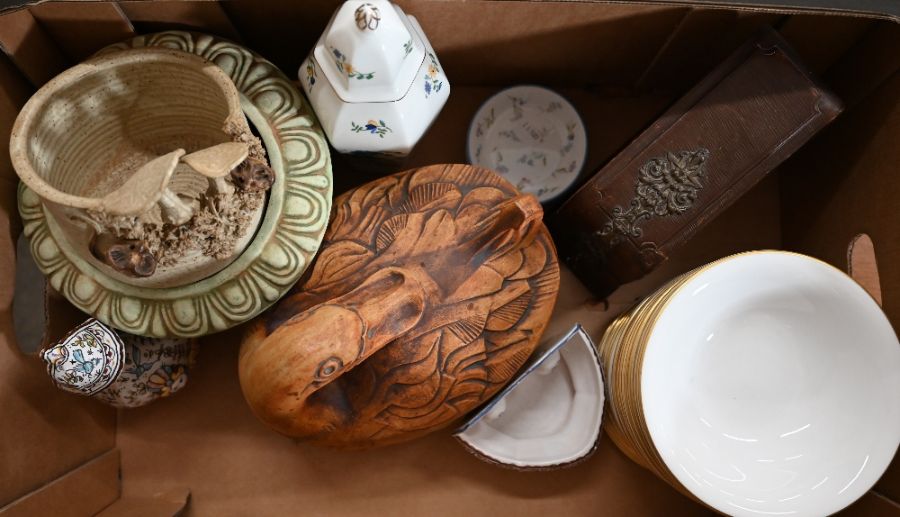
[{"x1": 300, "y1": 0, "x2": 449, "y2": 156}]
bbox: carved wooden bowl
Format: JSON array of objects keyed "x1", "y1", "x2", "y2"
[{"x1": 239, "y1": 164, "x2": 560, "y2": 448}]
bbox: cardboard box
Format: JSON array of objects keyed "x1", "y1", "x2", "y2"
[{"x1": 0, "y1": 1, "x2": 897, "y2": 515}]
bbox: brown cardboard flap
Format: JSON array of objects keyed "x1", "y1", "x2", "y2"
[
  {"x1": 28, "y1": 1, "x2": 134, "y2": 61},
  {"x1": 97, "y1": 487, "x2": 190, "y2": 517},
  {"x1": 0, "y1": 7, "x2": 70, "y2": 86},
  {"x1": 634, "y1": 0, "x2": 900, "y2": 20},
  {"x1": 778, "y1": 14, "x2": 873, "y2": 75},
  {"x1": 848, "y1": 233, "x2": 882, "y2": 307},
  {"x1": 0, "y1": 449, "x2": 120, "y2": 517},
  {"x1": 4, "y1": 0, "x2": 900, "y2": 20},
  {"x1": 0, "y1": 51, "x2": 117, "y2": 508},
  {"x1": 826, "y1": 21, "x2": 900, "y2": 108},
  {"x1": 399, "y1": 1, "x2": 688, "y2": 88},
  {"x1": 118, "y1": 1, "x2": 242, "y2": 42},
  {"x1": 637, "y1": 9, "x2": 784, "y2": 91}
]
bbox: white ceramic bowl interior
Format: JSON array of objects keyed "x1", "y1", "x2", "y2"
[
  {"x1": 642, "y1": 251, "x2": 900, "y2": 517},
  {"x1": 457, "y1": 328, "x2": 604, "y2": 468}
]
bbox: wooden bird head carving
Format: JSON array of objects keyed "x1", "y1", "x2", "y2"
[{"x1": 239, "y1": 164, "x2": 560, "y2": 448}]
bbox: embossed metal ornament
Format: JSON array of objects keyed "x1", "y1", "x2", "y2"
[{"x1": 599, "y1": 148, "x2": 710, "y2": 245}]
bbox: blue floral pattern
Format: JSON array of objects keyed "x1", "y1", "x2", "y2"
[
  {"x1": 305, "y1": 60, "x2": 317, "y2": 90},
  {"x1": 403, "y1": 39, "x2": 413, "y2": 58},
  {"x1": 331, "y1": 47, "x2": 375, "y2": 80},
  {"x1": 424, "y1": 52, "x2": 443, "y2": 98},
  {"x1": 352, "y1": 119, "x2": 392, "y2": 138}
]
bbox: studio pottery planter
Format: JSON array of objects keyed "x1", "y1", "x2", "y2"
[
  {"x1": 239, "y1": 164, "x2": 560, "y2": 448},
  {"x1": 15, "y1": 32, "x2": 333, "y2": 338},
  {"x1": 11, "y1": 47, "x2": 266, "y2": 288}
]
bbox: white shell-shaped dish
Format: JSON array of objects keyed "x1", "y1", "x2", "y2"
[
  {"x1": 467, "y1": 85, "x2": 587, "y2": 202},
  {"x1": 456, "y1": 325, "x2": 604, "y2": 469}
]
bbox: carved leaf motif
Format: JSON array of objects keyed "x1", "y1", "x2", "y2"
[
  {"x1": 397, "y1": 182, "x2": 460, "y2": 213},
  {"x1": 599, "y1": 148, "x2": 710, "y2": 244},
  {"x1": 486, "y1": 286, "x2": 532, "y2": 331},
  {"x1": 305, "y1": 241, "x2": 374, "y2": 288},
  {"x1": 375, "y1": 213, "x2": 409, "y2": 252}
]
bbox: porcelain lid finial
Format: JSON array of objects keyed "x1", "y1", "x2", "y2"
[
  {"x1": 355, "y1": 3, "x2": 381, "y2": 30},
  {"x1": 314, "y1": 0, "x2": 425, "y2": 103}
]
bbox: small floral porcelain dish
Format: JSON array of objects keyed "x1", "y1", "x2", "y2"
[
  {"x1": 41, "y1": 318, "x2": 196, "y2": 407},
  {"x1": 467, "y1": 86, "x2": 587, "y2": 202},
  {"x1": 300, "y1": 0, "x2": 449, "y2": 156}
]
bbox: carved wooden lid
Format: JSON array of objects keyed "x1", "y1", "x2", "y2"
[{"x1": 239, "y1": 164, "x2": 561, "y2": 448}]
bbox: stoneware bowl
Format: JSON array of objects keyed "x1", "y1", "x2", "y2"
[
  {"x1": 300, "y1": 0, "x2": 449, "y2": 156},
  {"x1": 10, "y1": 47, "x2": 263, "y2": 288},
  {"x1": 601, "y1": 251, "x2": 900, "y2": 516},
  {"x1": 17, "y1": 32, "x2": 332, "y2": 338}
]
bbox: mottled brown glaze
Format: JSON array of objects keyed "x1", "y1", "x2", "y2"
[
  {"x1": 89, "y1": 233, "x2": 157, "y2": 278},
  {"x1": 231, "y1": 158, "x2": 276, "y2": 193},
  {"x1": 239, "y1": 164, "x2": 560, "y2": 448}
]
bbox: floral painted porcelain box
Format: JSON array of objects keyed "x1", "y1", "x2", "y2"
[{"x1": 299, "y1": 0, "x2": 450, "y2": 157}]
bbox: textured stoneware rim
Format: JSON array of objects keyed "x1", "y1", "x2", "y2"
[
  {"x1": 9, "y1": 47, "x2": 244, "y2": 210},
  {"x1": 17, "y1": 31, "x2": 333, "y2": 338}
]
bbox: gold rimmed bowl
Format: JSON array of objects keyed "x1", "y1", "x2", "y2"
[{"x1": 600, "y1": 251, "x2": 900, "y2": 516}]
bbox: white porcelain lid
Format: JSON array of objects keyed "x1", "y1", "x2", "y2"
[{"x1": 314, "y1": 1, "x2": 426, "y2": 103}]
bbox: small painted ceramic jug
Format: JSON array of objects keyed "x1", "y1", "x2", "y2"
[
  {"x1": 41, "y1": 319, "x2": 197, "y2": 408},
  {"x1": 300, "y1": 0, "x2": 449, "y2": 157}
]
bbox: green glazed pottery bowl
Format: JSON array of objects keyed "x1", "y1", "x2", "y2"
[{"x1": 18, "y1": 31, "x2": 332, "y2": 338}]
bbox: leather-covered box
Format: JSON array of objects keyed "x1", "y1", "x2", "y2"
[{"x1": 551, "y1": 29, "x2": 843, "y2": 299}]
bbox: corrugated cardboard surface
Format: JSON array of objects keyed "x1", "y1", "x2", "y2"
[
  {"x1": 0, "y1": 50, "x2": 117, "y2": 511},
  {"x1": 1, "y1": 450, "x2": 120, "y2": 517},
  {"x1": 0, "y1": 1, "x2": 897, "y2": 515},
  {"x1": 112, "y1": 81, "x2": 784, "y2": 514}
]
